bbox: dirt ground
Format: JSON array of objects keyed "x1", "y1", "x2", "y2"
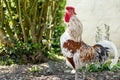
[{"x1": 0, "y1": 60, "x2": 120, "y2": 80}]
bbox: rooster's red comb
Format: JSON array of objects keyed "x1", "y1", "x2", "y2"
[
  {"x1": 66, "y1": 6, "x2": 75, "y2": 10},
  {"x1": 66, "y1": 6, "x2": 76, "y2": 15}
]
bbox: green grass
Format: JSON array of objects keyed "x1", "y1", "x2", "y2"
[{"x1": 28, "y1": 66, "x2": 39, "y2": 72}]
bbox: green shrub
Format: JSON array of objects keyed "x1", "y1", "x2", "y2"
[
  {"x1": 0, "y1": 41, "x2": 41, "y2": 65},
  {"x1": 87, "y1": 61, "x2": 120, "y2": 72}
]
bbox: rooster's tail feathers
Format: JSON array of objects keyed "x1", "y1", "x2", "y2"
[{"x1": 97, "y1": 40, "x2": 119, "y2": 68}]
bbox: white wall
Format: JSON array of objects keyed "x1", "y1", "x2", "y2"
[{"x1": 66, "y1": 0, "x2": 120, "y2": 51}]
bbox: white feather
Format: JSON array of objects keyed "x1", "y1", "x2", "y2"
[
  {"x1": 97, "y1": 40, "x2": 119, "y2": 68},
  {"x1": 60, "y1": 31, "x2": 73, "y2": 57}
]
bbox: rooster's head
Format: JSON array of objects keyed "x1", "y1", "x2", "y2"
[{"x1": 65, "y1": 6, "x2": 76, "y2": 23}]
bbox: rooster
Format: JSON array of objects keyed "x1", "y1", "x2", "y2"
[{"x1": 60, "y1": 6, "x2": 119, "y2": 80}]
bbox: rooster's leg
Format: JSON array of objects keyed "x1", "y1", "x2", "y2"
[
  {"x1": 75, "y1": 69, "x2": 78, "y2": 80},
  {"x1": 82, "y1": 66, "x2": 86, "y2": 79}
]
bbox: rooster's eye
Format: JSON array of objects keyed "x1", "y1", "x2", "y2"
[{"x1": 68, "y1": 25, "x2": 69, "y2": 27}]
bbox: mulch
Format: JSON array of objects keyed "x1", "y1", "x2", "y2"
[{"x1": 0, "y1": 60, "x2": 120, "y2": 80}]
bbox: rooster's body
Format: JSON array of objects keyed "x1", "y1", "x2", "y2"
[
  {"x1": 61, "y1": 30, "x2": 119, "y2": 80},
  {"x1": 60, "y1": 6, "x2": 119, "y2": 80}
]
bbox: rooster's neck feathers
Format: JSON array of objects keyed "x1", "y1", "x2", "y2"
[{"x1": 66, "y1": 15, "x2": 83, "y2": 42}]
